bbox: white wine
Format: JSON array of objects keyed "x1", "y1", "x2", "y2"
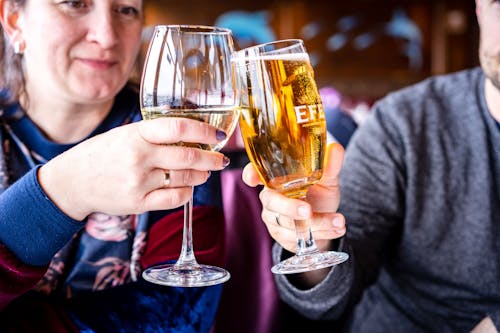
[{"x1": 141, "y1": 106, "x2": 239, "y2": 152}]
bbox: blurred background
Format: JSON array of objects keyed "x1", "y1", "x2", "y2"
[{"x1": 142, "y1": 0, "x2": 478, "y2": 114}]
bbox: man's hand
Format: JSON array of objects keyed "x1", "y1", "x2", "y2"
[{"x1": 471, "y1": 317, "x2": 498, "y2": 333}]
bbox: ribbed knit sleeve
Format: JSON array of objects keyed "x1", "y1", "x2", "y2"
[
  {"x1": 272, "y1": 242, "x2": 354, "y2": 320},
  {"x1": 0, "y1": 166, "x2": 83, "y2": 266}
]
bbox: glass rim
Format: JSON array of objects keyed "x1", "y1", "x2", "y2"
[
  {"x1": 153, "y1": 24, "x2": 232, "y2": 35},
  {"x1": 233, "y1": 38, "x2": 305, "y2": 57}
]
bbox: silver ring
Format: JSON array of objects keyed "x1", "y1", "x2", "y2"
[
  {"x1": 275, "y1": 213, "x2": 281, "y2": 226},
  {"x1": 163, "y1": 170, "x2": 171, "y2": 187}
]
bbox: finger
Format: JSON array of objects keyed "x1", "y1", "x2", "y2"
[
  {"x1": 261, "y1": 209, "x2": 295, "y2": 230},
  {"x1": 259, "y1": 187, "x2": 312, "y2": 221},
  {"x1": 264, "y1": 221, "x2": 299, "y2": 253},
  {"x1": 307, "y1": 143, "x2": 344, "y2": 212},
  {"x1": 242, "y1": 162, "x2": 263, "y2": 187},
  {"x1": 150, "y1": 169, "x2": 210, "y2": 189},
  {"x1": 139, "y1": 187, "x2": 193, "y2": 212},
  {"x1": 262, "y1": 209, "x2": 346, "y2": 238},
  {"x1": 137, "y1": 118, "x2": 226, "y2": 146},
  {"x1": 262, "y1": 212, "x2": 346, "y2": 253},
  {"x1": 318, "y1": 142, "x2": 344, "y2": 188},
  {"x1": 150, "y1": 145, "x2": 230, "y2": 171},
  {"x1": 309, "y1": 213, "x2": 347, "y2": 240}
]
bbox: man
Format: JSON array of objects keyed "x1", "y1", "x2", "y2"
[{"x1": 242, "y1": 0, "x2": 500, "y2": 331}]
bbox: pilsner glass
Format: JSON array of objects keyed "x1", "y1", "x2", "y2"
[
  {"x1": 140, "y1": 25, "x2": 238, "y2": 286},
  {"x1": 232, "y1": 39, "x2": 349, "y2": 274}
]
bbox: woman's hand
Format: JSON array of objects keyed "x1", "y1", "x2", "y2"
[
  {"x1": 38, "y1": 117, "x2": 229, "y2": 221},
  {"x1": 242, "y1": 142, "x2": 347, "y2": 253}
]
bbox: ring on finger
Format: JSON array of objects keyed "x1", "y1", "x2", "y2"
[
  {"x1": 274, "y1": 213, "x2": 281, "y2": 226},
  {"x1": 163, "y1": 170, "x2": 171, "y2": 188}
]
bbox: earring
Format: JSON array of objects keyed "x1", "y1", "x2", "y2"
[{"x1": 13, "y1": 40, "x2": 24, "y2": 55}]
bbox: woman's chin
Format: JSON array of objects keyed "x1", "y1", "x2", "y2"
[{"x1": 73, "y1": 83, "x2": 124, "y2": 104}]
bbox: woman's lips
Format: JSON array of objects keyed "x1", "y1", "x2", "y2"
[{"x1": 78, "y1": 58, "x2": 117, "y2": 70}]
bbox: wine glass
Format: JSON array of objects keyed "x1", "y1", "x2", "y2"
[
  {"x1": 232, "y1": 39, "x2": 349, "y2": 274},
  {"x1": 140, "y1": 25, "x2": 238, "y2": 287}
]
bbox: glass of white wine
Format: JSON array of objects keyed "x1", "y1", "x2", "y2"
[
  {"x1": 232, "y1": 39, "x2": 349, "y2": 274},
  {"x1": 140, "y1": 25, "x2": 238, "y2": 287}
]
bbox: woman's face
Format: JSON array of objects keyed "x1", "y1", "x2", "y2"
[{"x1": 19, "y1": 0, "x2": 143, "y2": 105}]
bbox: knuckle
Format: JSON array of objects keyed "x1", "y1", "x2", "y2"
[
  {"x1": 261, "y1": 210, "x2": 272, "y2": 225},
  {"x1": 177, "y1": 147, "x2": 199, "y2": 165},
  {"x1": 168, "y1": 118, "x2": 185, "y2": 139},
  {"x1": 335, "y1": 226, "x2": 347, "y2": 236},
  {"x1": 127, "y1": 175, "x2": 143, "y2": 193},
  {"x1": 186, "y1": 148, "x2": 199, "y2": 164},
  {"x1": 182, "y1": 170, "x2": 193, "y2": 185},
  {"x1": 198, "y1": 121, "x2": 212, "y2": 141},
  {"x1": 216, "y1": 154, "x2": 225, "y2": 169},
  {"x1": 165, "y1": 188, "x2": 185, "y2": 207},
  {"x1": 259, "y1": 188, "x2": 270, "y2": 205},
  {"x1": 270, "y1": 227, "x2": 283, "y2": 241}
]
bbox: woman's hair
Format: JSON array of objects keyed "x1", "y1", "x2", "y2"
[{"x1": 0, "y1": 0, "x2": 25, "y2": 106}]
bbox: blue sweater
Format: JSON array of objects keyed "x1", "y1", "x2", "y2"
[{"x1": 0, "y1": 87, "x2": 223, "y2": 332}]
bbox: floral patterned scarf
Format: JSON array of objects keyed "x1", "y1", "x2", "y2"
[{"x1": 0, "y1": 101, "x2": 148, "y2": 299}]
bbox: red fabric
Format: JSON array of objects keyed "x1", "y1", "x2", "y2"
[
  {"x1": 2, "y1": 294, "x2": 79, "y2": 333},
  {"x1": 0, "y1": 244, "x2": 79, "y2": 332},
  {"x1": 140, "y1": 206, "x2": 226, "y2": 269},
  {"x1": 0, "y1": 207, "x2": 225, "y2": 331},
  {"x1": 0, "y1": 244, "x2": 47, "y2": 311}
]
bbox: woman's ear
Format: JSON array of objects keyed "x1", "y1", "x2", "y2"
[{"x1": 0, "y1": 0, "x2": 24, "y2": 50}]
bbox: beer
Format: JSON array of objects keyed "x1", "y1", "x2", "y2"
[
  {"x1": 141, "y1": 106, "x2": 239, "y2": 152},
  {"x1": 236, "y1": 53, "x2": 326, "y2": 199}
]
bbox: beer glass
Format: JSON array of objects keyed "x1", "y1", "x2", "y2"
[
  {"x1": 232, "y1": 39, "x2": 349, "y2": 274},
  {"x1": 140, "y1": 25, "x2": 238, "y2": 286}
]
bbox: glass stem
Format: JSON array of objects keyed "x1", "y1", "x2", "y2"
[
  {"x1": 294, "y1": 219, "x2": 319, "y2": 256},
  {"x1": 294, "y1": 196, "x2": 319, "y2": 257},
  {"x1": 175, "y1": 189, "x2": 199, "y2": 267}
]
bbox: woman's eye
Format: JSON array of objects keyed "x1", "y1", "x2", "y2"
[
  {"x1": 116, "y1": 6, "x2": 140, "y2": 18},
  {"x1": 61, "y1": 0, "x2": 87, "y2": 9}
]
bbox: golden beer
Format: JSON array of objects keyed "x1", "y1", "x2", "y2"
[{"x1": 237, "y1": 53, "x2": 326, "y2": 199}]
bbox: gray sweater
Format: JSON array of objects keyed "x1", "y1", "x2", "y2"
[{"x1": 273, "y1": 68, "x2": 500, "y2": 332}]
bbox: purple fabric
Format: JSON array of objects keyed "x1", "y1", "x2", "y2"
[
  {"x1": 214, "y1": 168, "x2": 282, "y2": 333},
  {"x1": 0, "y1": 244, "x2": 47, "y2": 311}
]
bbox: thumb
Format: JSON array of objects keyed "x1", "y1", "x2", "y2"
[
  {"x1": 319, "y1": 142, "x2": 344, "y2": 189},
  {"x1": 242, "y1": 162, "x2": 263, "y2": 187}
]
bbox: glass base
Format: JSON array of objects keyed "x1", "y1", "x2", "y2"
[
  {"x1": 271, "y1": 251, "x2": 349, "y2": 274},
  {"x1": 142, "y1": 263, "x2": 231, "y2": 287}
]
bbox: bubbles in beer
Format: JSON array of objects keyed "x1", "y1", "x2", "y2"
[{"x1": 237, "y1": 53, "x2": 326, "y2": 198}]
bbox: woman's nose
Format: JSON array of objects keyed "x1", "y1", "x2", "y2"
[{"x1": 86, "y1": 10, "x2": 119, "y2": 49}]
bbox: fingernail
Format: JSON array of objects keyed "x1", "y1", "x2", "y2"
[
  {"x1": 207, "y1": 171, "x2": 212, "y2": 178},
  {"x1": 332, "y1": 216, "x2": 343, "y2": 227},
  {"x1": 216, "y1": 130, "x2": 227, "y2": 141},
  {"x1": 222, "y1": 156, "x2": 230, "y2": 167},
  {"x1": 298, "y1": 205, "x2": 310, "y2": 218}
]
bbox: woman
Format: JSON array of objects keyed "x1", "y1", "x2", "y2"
[{"x1": 0, "y1": 0, "x2": 229, "y2": 331}]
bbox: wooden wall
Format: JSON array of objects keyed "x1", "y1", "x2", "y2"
[{"x1": 143, "y1": 0, "x2": 479, "y2": 100}]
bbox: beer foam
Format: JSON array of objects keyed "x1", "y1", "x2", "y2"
[{"x1": 232, "y1": 52, "x2": 310, "y2": 63}]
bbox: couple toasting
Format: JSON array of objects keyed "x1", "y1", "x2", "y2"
[{"x1": 0, "y1": 0, "x2": 498, "y2": 332}]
